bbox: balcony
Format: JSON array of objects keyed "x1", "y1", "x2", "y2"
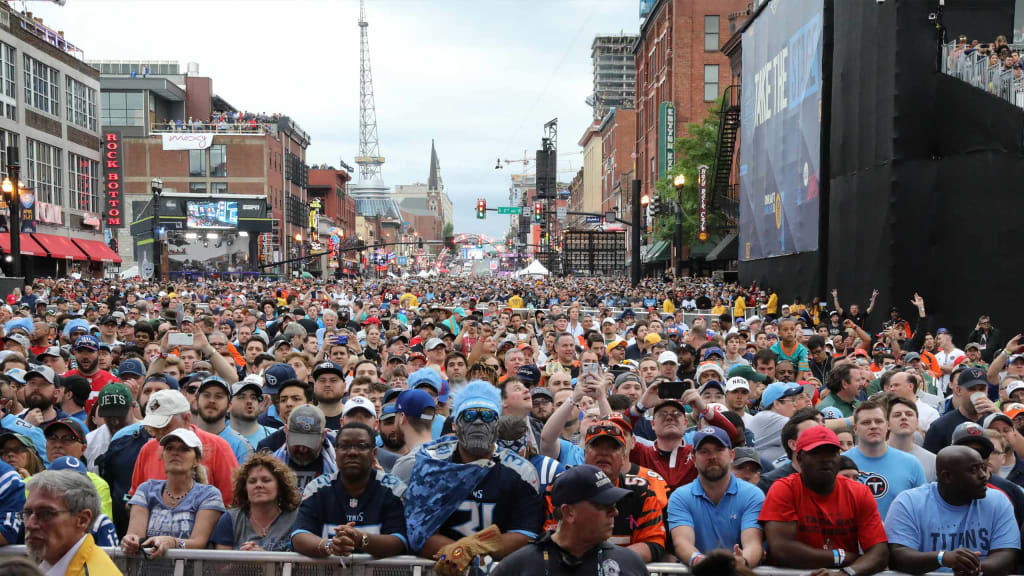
[{"x1": 151, "y1": 121, "x2": 271, "y2": 136}]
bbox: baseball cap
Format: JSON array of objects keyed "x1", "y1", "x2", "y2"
[
  {"x1": 725, "y1": 377, "x2": 750, "y2": 392},
  {"x1": 96, "y1": 382, "x2": 133, "y2": 418},
  {"x1": 388, "y1": 335, "x2": 409, "y2": 347},
  {"x1": 231, "y1": 377, "x2": 263, "y2": 399},
  {"x1": 516, "y1": 365, "x2": 542, "y2": 385},
  {"x1": 312, "y1": 361, "x2": 345, "y2": 380},
  {"x1": 965, "y1": 342, "x2": 981, "y2": 351},
  {"x1": 117, "y1": 358, "x2": 146, "y2": 378},
  {"x1": 550, "y1": 464, "x2": 630, "y2": 507},
  {"x1": 410, "y1": 368, "x2": 445, "y2": 399},
  {"x1": 795, "y1": 426, "x2": 841, "y2": 453},
  {"x1": 198, "y1": 375, "x2": 230, "y2": 395},
  {"x1": 3, "y1": 368, "x2": 26, "y2": 385},
  {"x1": 425, "y1": 338, "x2": 446, "y2": 351},
  {"x1": 761, "y1": 382, "x2": 803, "y2": 408},
  {"x1": 1005, "y1": 402, "x2": 1024, "y2": 420},
  {"x1": 2, "y1": 334, "x2": 29, "y2": 350},
  {"x1": 698, "y1": 380, "x2": 725, "y2": 395},
  {"x1": 394, "y1": 389, "x2": 436, "y2": 420},
  {"x1": 530, "y1": 387, "x2": 553, "y2": 401},
  {"x1": 692, "y1": 426, "x2": 732, "y2": 449},
  {"x1": 903, "y1": 352, "x2": 921, "y2": 363},
  {"x1": 73, "y1": 334, "x2": 100, "y2": 351},
  {"x1": 957, "y1": 367, "x2": 990, "y2": 390},
  {"x1": 733, "y1": 447, "x2": 762, "y2": 469},
  {"x1": 263, "y1": 363, "x2": 297, "y2": 395},
  {"x1": 24, "y1": 365, "x2": 55, "y2": 385},
  {"x1": 585, "y1": 420, "x2": 626, "y2": 447},
  {"x1": 982, "y1": 412, "x2": 1014, "y2": 430},
  {"x1": 819, "y1": 406, "x2": 845, "y2": 420},
  {"x1": 936, "y1": 327, "x2": 950, "y2": 335},
  {"x1": 99, "y1": 315, "x2": 117, "y2": 326},
  {"x1": 287, "y1": 404, "x2": 326, "y2": 449},
  {"x1": 50, "y1": 456, "x2": 88, "y2": 474},
  {"x1": 601, "y1": 317, "x2": 617, "y2": 326},
  {"x1": 702, "y1": 347, "x2": 725, "y2": 361},
  {"x1": 613, "y1": 372, "x2": 642, "y2": 389},
  {"x1": 144, "y1": 373, "x2": 180, "y2": 391},
  {"x1": 643, "y1": 333, "x2": 662, "y2": 346},
  {"x1": 36, "y1": 346, "x2": 64, "y2": 361},
  {"x1": 342, "y1": 396, "x2": 376, "y2": 418},
  {"x1": 139, "y1": 390, "x2": 190, "y2": 429},
  {"x1": 44, "y1": 418, "x2": 88, "y2": 444},
  {"x1": 1007, "y1": 381, "x2": 1024, "y2": 398},
  {"x1": 56, "y1": 375, "x2": 91, "y2": 407},
  {"x1": 952, "y1": 421, "x2": 994, "y2": 458},
  {"x1": 728, "y1": 364, "x2": 767, "y2": 383},
  {"x1": 605, "y1": 339, "x2": 627, "y2": 353},
  {"x1": 159, "y1": 428, "x2": 203, "y2": 457},
  {"x1": 1009, "y1": 354, "x2": 1024, "y2": 364},
  {"x1": 658, "y1": 351, "x2": 678, "y2": 365}
]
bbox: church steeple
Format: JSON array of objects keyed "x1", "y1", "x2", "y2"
[{"x1": 428, "y1": 139, "x2": 442, "y2": 192}]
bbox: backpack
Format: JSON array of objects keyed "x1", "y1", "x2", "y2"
[{"x1": 96, "y1": 427, "x2": 151, "y2": 538}]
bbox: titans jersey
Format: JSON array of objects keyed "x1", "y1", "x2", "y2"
[
  {"x1": 439, "y1": 450, "x2": 544, "y2": 542},
  {"x1": 291, "y1": 470, "x2": 408, "y2": 552}
]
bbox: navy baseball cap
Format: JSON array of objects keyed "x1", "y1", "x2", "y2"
[
  {"x1": 702, "y1": 346, "x2": 725, "y2": 361},
  {"x1": 145, "y1": 373, "x2": 180, "y2": 391},
  {"x1": 73, "y1": 334, "x2": 100, "y2": 351},
  {"x1": 692, "y1": 426, "x2": 732, "y2": 449},
  {"x1": 516, "y1": 365, "x2": 542, "y2": 386},
  {"x1": 957, "y1": 367, "x2": 990, "y2": 390},
  {"x1": 550, "y1": 464, "x2": 631, "y2": 507},
  {"x1": 263, "y1": 363, "x2": 297, "y2": 395},
  {"x1": 312, "y1": 361, "x2": 345, "y2": 380},
  {"x1": 117, "y1": 358, "x2": 146, "y2": 378},
  {"x1": 395, "y1": 389, "x2": 437, "y2": 421}
]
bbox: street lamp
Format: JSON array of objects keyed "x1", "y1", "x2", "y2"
[
  {"x1": 151, "y1": 178, "x2": 163, "y2": 281},
  {"x1": 3, "y1": 146, "x2": 20, "y2": 278},
  {"x1": 672, "y1": 174, "x2": 686, "y2": 277}
]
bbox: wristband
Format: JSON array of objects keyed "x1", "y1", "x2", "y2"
[
  {"x1": 837, "y1": 548, "x2": 846, "y2": 566},
  {"x1": 845, "y1": 417, "x2": 852, "y2": 429},
  {"x1": 635, "y1": 400, "x2": 647, "y2": 413},
  {"x1": 689, "y1": 551, "x2": 704, "y2": 566},
  {"x1": 323, "y1": 538, "x2": 332, "y2": 556},
  {"x1": 937, "y1": 550, "x2": 944, "y2": 567},
  {"x1": 177, "y1": 538, "x2": 186, "y2": 549}
]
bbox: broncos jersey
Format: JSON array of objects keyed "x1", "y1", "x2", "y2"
[{"x1": 291, "y1": 470, "x2": 408, "y2": 552}]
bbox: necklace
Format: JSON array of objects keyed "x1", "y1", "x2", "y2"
[
  {"x1": 163, "y1": 481, "x2": 194, "y2": 506},
  {"x1": 251, "y1": 507, "x2": 281, "y2": 538}
]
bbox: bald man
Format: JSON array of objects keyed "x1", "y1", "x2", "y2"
[{"x1": 885, "y1": 445, "x2": 1019, "y2": 576}]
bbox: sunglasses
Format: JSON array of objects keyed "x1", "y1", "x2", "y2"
[
  {"x1": 587, "y1": 424, "x2": 623, "y2": 438},
  {"x1": 459, "y1": 409, "x2": 498, "y2": 424}
]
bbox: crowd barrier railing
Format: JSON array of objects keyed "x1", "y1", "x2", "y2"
[
  {"x1": 942, "y1": 41, "x2": 1024, "y2": 108},
  {"x1": 0, "y1": 546, "x2": 970, "y2": 576}
]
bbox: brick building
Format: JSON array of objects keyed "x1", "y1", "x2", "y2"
[
  {"x1": 634, "y1": 0, "x2": 746, "y2": 270},
  {"x1": 598, "y1": 106, "x2": 636, "y2": 258}
]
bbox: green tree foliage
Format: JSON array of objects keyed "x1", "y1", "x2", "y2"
[
  {"x1": 443, "y1": 221, "x2": 454, "y2": 238},
  {"x1": 653, "y1": 97, "x2": 729, "y2": 244}
]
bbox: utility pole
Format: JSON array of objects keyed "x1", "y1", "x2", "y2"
[
  {"x1": 631, "y1": 179, "x2": 641, "y2": 286},
  {"x1": 3, "y1": 146, "x2": 21, "y2": 279},
  {"x1": 151, "y1": 178, "x2": 163, "y2": 282},
  {"x1": 673, "y1": 173, "x2": 685, "y2": 277}
]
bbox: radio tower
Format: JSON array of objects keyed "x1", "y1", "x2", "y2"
[{"x1": 355, "y1": 0, "x2": 384, "y2": 182}]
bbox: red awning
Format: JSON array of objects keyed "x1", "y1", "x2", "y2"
[
  {"x1": 31, "y1": 233, "x2": 88, "y2": 261},
  {"x1": 0, "y1": 233, "x2": 46, "y2": 256},
  {"x1": 70, "y1": 238, "x2": 122, "y2": 264}
]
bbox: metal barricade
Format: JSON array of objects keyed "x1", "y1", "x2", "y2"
[
  {"x1": 941, "y1": 41, "x2": 1024, "y2": 112},
  {"x1": 0, "y1": 546, "x2": 972, "y2": 576}
]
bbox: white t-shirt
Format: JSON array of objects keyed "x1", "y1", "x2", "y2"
[
  {"x1": 934, "y1": 348, "x2": 964, "y2": 395},
  {"x1": 915, "y1": 399, "x2": 940, "y2": 433}
]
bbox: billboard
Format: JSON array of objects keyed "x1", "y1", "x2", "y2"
[
  {"x1": 186, "y1": 200, "x2": 238, "y2": 229},
  {"x1": 739, "y1": 0, "x2": 823, "y2": 261},
  {"x1": 102, "y1": 131, "x2": 124, "y2": 228}
]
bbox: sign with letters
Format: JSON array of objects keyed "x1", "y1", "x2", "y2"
[
  {"x1": 103, "y1": 131, "x2": 124, "y2": 228},
  {"x1": 161, "y1": 133, "x2": 214, "y2": 150}
]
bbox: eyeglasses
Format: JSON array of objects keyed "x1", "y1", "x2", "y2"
[
  {"x1": 186, "y1": 386, "x2": 199, "y2": 394},
  {"x1": 17, "y1": 508, "x2": 70, "y2": 523},
  {"x1": 586, "y1": 424, "x2": 623, "y2": 438},
  {"x1": 654, "y1": 410, "x2": 684, "y2": 420},
  {"x1": 47, "y1": 434, "x2": 80, "y2": 444},
  {"x1": 336, "y1": 443, "x2": 373, "y2": 453},
  {"x1": 459, "y1": 409, "x2": 498, "y2": 424}
]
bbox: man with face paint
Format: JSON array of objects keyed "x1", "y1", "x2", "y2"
[{"x1": 406, "y1": 380, "x2": 543, "y2": 575}]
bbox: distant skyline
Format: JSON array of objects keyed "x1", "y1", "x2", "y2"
[{"x1": 28, "y1": 0, "x2": 639, "y2": 237}]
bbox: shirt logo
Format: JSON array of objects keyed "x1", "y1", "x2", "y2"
[{"x1": 859, "y1": 472, "x2": 889, "y2": 499}]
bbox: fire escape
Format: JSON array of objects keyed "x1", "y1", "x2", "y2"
[{"x1": 711, "y1": 85, "x2": 741, "y2": 225}]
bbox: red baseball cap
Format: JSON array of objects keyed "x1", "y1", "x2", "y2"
[{"x1": 795, "y1": 426, "x2": 840, "y2": 453}]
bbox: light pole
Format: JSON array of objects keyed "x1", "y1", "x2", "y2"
[
  {"x1": 294, "y1": 232, "x2": 303, "y2": 275},
  {"x1": 2, "y1": 146, "x2": 21, "y2": 278},
  {"x1": 673, "y1": 173, "x2": 685, "y2": 277},
  {"x1": 151, "y1": 178, "x2": 163, "y2": 281}
]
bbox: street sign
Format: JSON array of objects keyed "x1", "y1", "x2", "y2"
[
  {"x1": 557, "y1": 207, "x2": 567, "y2": 221},
  {"x1": 497, "y1": 206, "x2": 522, "y2": 215},
  {"x1": 398, "y1": 256, "x2": 408, "y2": 265},
  {"x1": 585, "y1": 215, "x2": 602, "y2": 224}
]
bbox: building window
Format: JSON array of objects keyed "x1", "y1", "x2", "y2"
[
  {"x1": 210, "y1": 145, "x2": 227, "y2": 177},
  {"x1": 25, "y1": 139, "x2": 63, "y2": 206},
  {"x1": 189, "y1": 149, "x2": 206, "y2": 176},
  {"x1": 100, "y1": 91, "x2": 144, "y2": 127},
  {"x1": 65, "y1": 77, "x2": 97, "y2": 131},
  {"x1": 704, "y1": 65, "x2": 720, "y2": 102},
  {"x1": 23, "y1": 55, "x2": 59, "y2": 116},
  {"x1": 0, "y1": 129, "x2": 17, "y2": 180},
  {"x1": 68, "y1": 152, "x2": 98, "y2": 213},
  {"x1": 704, "y1": 16, "x2": 720, "y2": 51},
  {"x1": 211, "y1": 182, "x2": 228, "y2": 195},
  {"x1": 0, "y1": 42, "x2": 14, "y2": 121},
  {"x1": 189, "y1": 183, "x2": 207, "y2": 194}
]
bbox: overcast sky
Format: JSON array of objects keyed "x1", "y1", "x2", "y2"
[{"x1": 28, "y1": 0, "x2": 638, "y2": 238}]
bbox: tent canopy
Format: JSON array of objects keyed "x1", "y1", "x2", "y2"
[{"x1": 516, "y1": 259, "x2": 549, "y2": 277}]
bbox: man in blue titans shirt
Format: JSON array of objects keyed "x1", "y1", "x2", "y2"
[
  {"x1": 406, "y1": 381, "x2": 543, "y2": 575},
  {"x1": 291, "y1": 423, "x2": 407, "y2": 558}
]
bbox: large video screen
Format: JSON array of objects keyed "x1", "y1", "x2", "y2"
[
  {"x1": 187, "y1": 201, "x2": 238, "y2": 229},
  {"x1": 739, "y1": 0, "x2": 823, "y2": 261}
]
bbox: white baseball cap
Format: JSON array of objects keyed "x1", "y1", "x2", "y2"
[
  {"x1": 140, "y1": 390, "x2": 190, "y2": 429},
  {"x1": 725, "y1": 376, "x2": 750, "y2": 392},
  {"x1": 159, "y1": 427, "x2": 203, "y2": 457},
  {"x1": 1007, "y1": 381, "x2": 1024, "y2": 397},
  {"x1": 657, "y1": 351, "x2": 679, "y2": 365},
  {"x1": 343, "y1": 396, "x2": 377, "y2": 418}
]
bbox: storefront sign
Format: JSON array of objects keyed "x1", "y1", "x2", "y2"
[
  {"x1": 161, "y1": 133, "x2": 214, "y2": 150},
  {"x1": 658, "y1": 102, "x2": 676, "y2": 181},
  {"x1": 698, "y1": 164, "x2": 709, "y2": 242},
  {"x1": 36, "y1": 201, "x2": 62, "y2": 225},
  {"x1": 103, "y1": 131, "x2": 124, "y2": 228},
  {"x1": 309, "y1": 199, "x2": 321, "y2": 244},
  {"x1": 82, "y1": 213, "x2": 100, "y2": 227}
]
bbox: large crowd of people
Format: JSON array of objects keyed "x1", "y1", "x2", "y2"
[{"x1": 0, "y1": 274, "x2": 1021, "y2": 575}]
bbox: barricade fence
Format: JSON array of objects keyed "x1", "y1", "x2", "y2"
[
  {"x1": 0, "y1": 546, "x2": 966, "y2": 576},
  {"x1": 942, "y1": 41, "x2": 1023, "y2": 105}
]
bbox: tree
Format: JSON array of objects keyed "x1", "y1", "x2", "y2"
[
  {"x1": 653, "y1": 96, "x2": 729, "y2": 244},
  {"x1": 442, "y1": 221, "x2": 454, "y2": 239}
]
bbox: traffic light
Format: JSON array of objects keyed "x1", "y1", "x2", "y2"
[
  {"x1": 650, "y1": 197, "x2": 660, "y2": 215},
  {"x1": 533, "y1": 202, "x2": 543, "y2": 222},
  {"x1": 417, "y1": 237, "x2": 424, "y2": 250},
  {"x1": 476, "y1": 199, "x2": 486, "y2": 219}
]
